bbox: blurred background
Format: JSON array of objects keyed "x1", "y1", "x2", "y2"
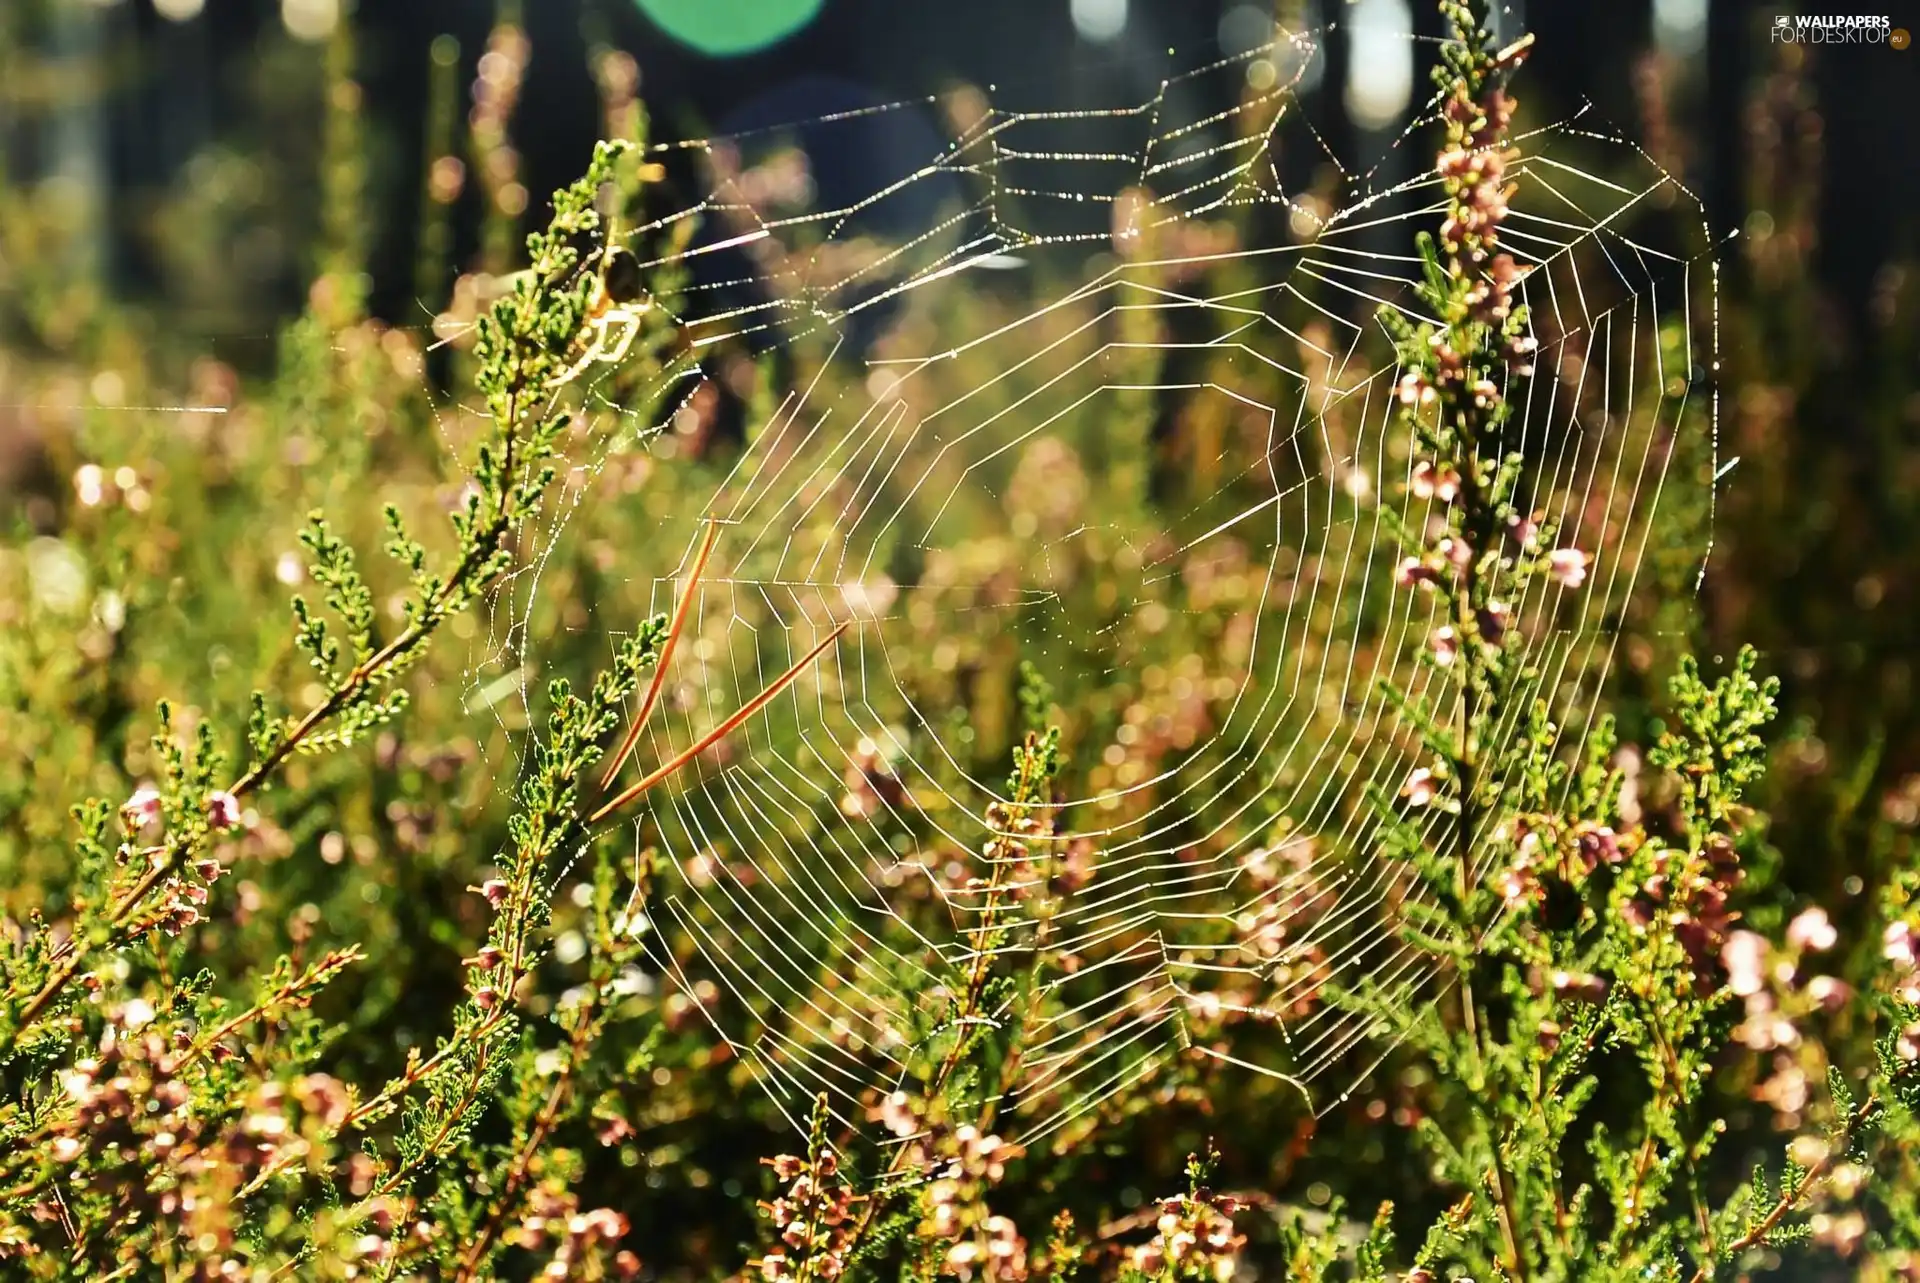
[
  {"x1": 5, "y1": 0, "x2": 1916, "y2": 901},
  {"x1": 4, "y1": 0, "x2": 1916, "y2": 334}
]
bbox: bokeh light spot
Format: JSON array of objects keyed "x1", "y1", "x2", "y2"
[
  {"x1": 1070, "y1": 0, "x2": 1128, "y2": 43},
  {"x1": 1343, "y1": 0, "x2": 1413, "y2": 130},
  {"x1": 634, "y1": 0, "x2": 824, "y2": 57},
  {"x1": 280, "y1": 0, "x2": 339, "y2": 42}
]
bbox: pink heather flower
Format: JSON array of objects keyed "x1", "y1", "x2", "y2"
[
  {"x1": 1756, "y1": 1063, "x2": 1811, "y2": 1115},
  {"x1": 1812, "y1": 1210, "x2": 1868, "y2": 1256},
  {"x1": 1438, "y1": 536, "x2": 1473, "y2": 572},
  {"x1": 1477, "y1": 600, "x2": 1511, "y2": 646},
  {"x1": 1575, "y1": 825, "x2": 1622, "y2": 870},
  {"x1": 1435, "y1": 147, "x2": 1474, "y2": 179},
  {"x1": 123, "y1": 786, "x2": 164, "y2": 829},
  {"x1": 1131, "y1": 1243, "x2": 1166, "y2": 1273},
  {"x1": 479, "y1": 878, "x2": 510, "y2": 908},
  {"x1": 1507, "y1": 511, "x2": 1540, "y2": 550},
  {"x1": 1807, "y1": 976, "x2": 1852, "y2": 1012},
  {"x1": 1883, "y1": 920, "x2": 1917, "y2": 966},
  {"x1": 1516, "y1": 826, "x2": 1543, "y2": 865},
  {"x1": 1550, "y1": 970, "x2": 1607, "y2": 1003},
  {"x1": 1407, "y1": 462, "x2": 1461, "y2": 503},
  {"x1": 1401, "y1": 768, "x2": 1437, "y2": 808},
  {"x1": 75, "y1": 464, "x2": 108, "y2": 507},
  {"x1": 1547, "y1": 547, "x2": 1590, "y2": 589},
  {"x1": 870, "y1": 1089, "x2": 918, "y2": 1138},
  {"x1": 1395, "y1": 372, "x2": 1436, "y2": 407},
  {"x1": 1489, "y1": 252, "x2": 1525, "y2": 291},
  {"x1": 1395, "y1": 557, "x2": 1438, "y2": 591},
  {"x1": 1507, "y1": 332, "x2": 1539, "y2": 369},
  {"x1": 1484, "y1": 86, "x2": 1517, "y2": 134},
  {"x1": 472, "y1": 986, "x2": 500, "y2": 1010},
  {"x1": 1734, "y1": 1012, "x2": 1783, "y2": 1051},
  {"x1": 1722, "y1": 930, "x2": 1769, "y2": 997},
  {"x1": 1430, "y1": 625, "x2": 1458, "y2": 667},
  {"x1": 205, "y1": 790, "x2": 241, "y2": 830},
  {"x1": 1787, "y1": 906, "x2": 1838, "y2": 953},
  {"x1": 1470, "y1": 378, "x2": 1500, "y2": 407},
  {"x1": 1494, "y1": 864, "x2": 1531, "y2": 908},
  {"x1": 584, "y1": 1208, "x2": 627, "y2": 1238}
]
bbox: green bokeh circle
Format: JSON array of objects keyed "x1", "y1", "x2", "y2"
[{"x1": 634, "y1": 0, "x2": 825, "y2": 56}]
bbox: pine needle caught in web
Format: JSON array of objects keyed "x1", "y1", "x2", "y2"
[{"x1": 596, "y1": 517, "x2": 722, "y2": 797}]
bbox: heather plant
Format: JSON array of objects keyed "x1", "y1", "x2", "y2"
[
  {"x1": 1273, "y1": 9, "x2": 1920, "y2": 1276},
  {"x1": 2, "y1": 1, "x2": 1920, "y2": 1280},
  {"x1": 0, "y1": 134, "x2": 673, "y2": 1275}
]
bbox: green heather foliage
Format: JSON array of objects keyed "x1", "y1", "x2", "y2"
[{"x1": 2, "y1": 2, "x2": 1920, "y2": 1280}]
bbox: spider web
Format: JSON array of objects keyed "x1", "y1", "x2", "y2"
[{"x1": 464, "y1": 20, "x2": 1719, "y2": 1147}]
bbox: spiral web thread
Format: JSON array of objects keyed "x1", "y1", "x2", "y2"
[{"x1": 463, "y1": 21, "x2": 1718, "y2": 1147}]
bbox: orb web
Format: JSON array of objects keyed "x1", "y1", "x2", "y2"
[{"x1": 455, "y1": 22, "x2": 1719, "y2": 1144}]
